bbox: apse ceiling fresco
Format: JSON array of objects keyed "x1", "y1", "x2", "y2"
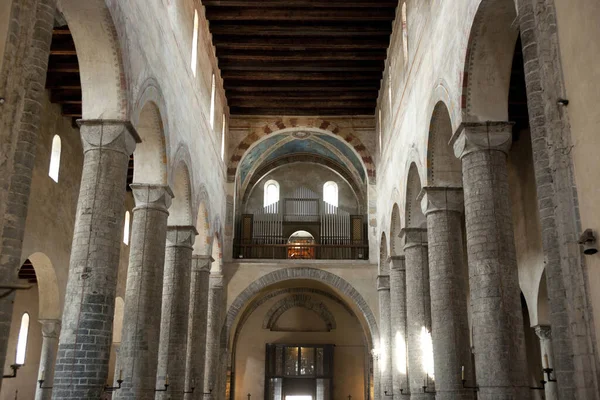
[{"x1": 238, "y1": 131, "x2": 367, "y2": 187}]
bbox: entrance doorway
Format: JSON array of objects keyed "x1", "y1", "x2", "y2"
[{"x1": 265, "y1": 344, "x2": 333, "y2": 400}]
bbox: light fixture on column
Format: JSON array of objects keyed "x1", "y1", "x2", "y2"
[
  {"x1": 578, "y1": 229, "x2": 598, "y2": 255},
  {"x1": 37, "y1": 369, "x2": 53, "y2": 390},
  {"x1": 155, "y1": 374, "x2": 170, "y2": 392},
  {"x1": 528, "y1": 355, "x2": 557, "y2": 392},
  {"x1": 460, "y1": 365, "x2": 479, "y2": 392},
  {"x1": 2, "y1": 364, "x2": 21, "y2": 379},
  {"x1": 184, "y1": 377, "x2": 197, "y2": 394},
  {"x1": 104, "y1": 369, "x2": 124, "y2": 392},
  {"x1": 203, "y1": 388, "x2": 214, "y2": 397},
  {"x1": 422, "y1": 373, "x2": 436, "y2": 394}
]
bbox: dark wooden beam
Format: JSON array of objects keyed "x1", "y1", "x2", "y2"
[
  {"x1": 209, "y1": 24, "x2": 392, "y2": 37},
  {"x1": 220, "y1": 60, "x2": 384, "y2": 72},
  {"x1": 205, "y1": 7, "x2": 396, "y2": 21},
  {"x1": 227, "y1": 92, "x2": 379, "y2": 101},
  {"x1": 230, "y1": 107, "x2": 374, "y2": 116},
  {"x1": 222, "y1": 71, "x2": 382, "y2": 81},
  {"x1": 224, "y1": 81, "x2": 380, "y2": 91},
  {"x1": 217, "y1": 50, "x2": 388, "y2": 62},
  {"x1": 213, "y1": 35, "x2": 389, "y2": 50},
  {"x1": 203, "y1": 0, "x2": 398, "y2": 8}
]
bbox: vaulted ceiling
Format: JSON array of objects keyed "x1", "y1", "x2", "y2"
[{"x1": 204, "y1": 0, "x2": 398, "y2": 116}]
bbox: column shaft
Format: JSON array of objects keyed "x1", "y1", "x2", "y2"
[
  {"x1": 535, "y1": 326, "x2": 558, "y2": 400},
  {"x1": 156, "y1": 226, "x2": 197, "y2": 400},
  {"x1": 421, "y1": 187, "x2": 474, "y2": 400},
  {"x1": 36, "y1": 320, "x2": 61, "y2": 400},
  {"x1": 204, "y1": 275, "x2": 224, "y2": 396},
  {"x1": 0, "y1": 0, "x2": 57, "y2": 387},
  {"x1": 184, "y1": 256, "x2": 212, "y2": 400},
  {"x1": 453, "y1": 122, "x2": 530, "y2": 399},
  {"x1": 403, "y1": 228, "x2": 434, "y2": 400},
  {"x1": 114, "y1": 185, "x2": 173, "y2": 400},
  {"x1": 52, "y1": 121, "x2": 138, "y2": 399},
  {"x1": 377, "y1": 275, "x2": 393, "y2": 396},
  {"x1": 389, "y1": 256, "x2": 409, "y2": 396}
]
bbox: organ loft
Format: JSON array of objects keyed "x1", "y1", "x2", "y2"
[{"x1": 0, "y1": 1, "x2": 599, "y2": 400}]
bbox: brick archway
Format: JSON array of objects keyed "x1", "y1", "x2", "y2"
[{"x1": 228, "y1": 118, "x2": 376, "y2": 182}]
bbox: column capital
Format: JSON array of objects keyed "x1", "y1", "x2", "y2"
[
  {"x1": 451, "y1": 121, "x2": 513, "y2": 159},
  {"x1": 166, "y1": 225, "x2": 198, "y2": 249},
  {"x1": 401, "y1": 228, "x2": 428, "y2": 250},
  {"x1": 419, "y1": 186, "x2": 464, "y2": 215},
  {"x1": 534, "y1": 325, "x2": 552, "y2": 340},
  {"x1": 78, "y1": 119, "x2": 141, "y2": 156},
  {"x1": 209, "y1": 274, "x2": 224, "y2": 289},
  {"x1": 131, "y1": 184, "x2": 174, "y2": 213},
  {"x1": 377, "y1": 275, "x2": 390, "y2": 291},
  {"x1": 389, "y1": 255, "x2": 406, "y2": 271},
  {"x1": 39, "y1": 319, "x2": 61, "y2": 338},
  {"x1": 192, "y1": 255, "x2": 214, "y2": 272}
]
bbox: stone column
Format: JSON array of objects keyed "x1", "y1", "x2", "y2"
[
  {"x1": 156, "y1": 226, "x2": 197, "y2": 400},
  {"x1": 377, "y1": 274, "x2": 393, "y2": 397},
  {"x1": 0, "y1": 1, "x2": 57, "y2": 388},
  {"x1": 389, "y1": 256, "x2": 409, "y2": 396},
  {"x1": 535, "y1": 325, "x2": 558, "y2": 400},
  {"x1": 402, "y1": 228, "x2": 434, "y2": 399},
  {"x1": 420, "y1": 187, "x2": 474, "y2": 400},
  {"x1": 35, "y1": 320, "x2": 61, "y2": 400},
  {"x1": 204, "y1": 274, "x2": 224, "y2": 397},
  {"x1": 184, "y1": 255, "x2": 212, "y2": 400},
  {"x1": 52, "y1": 120, "x2": 139, "y2": 400},
  {"x1": 114, "y1": 185, "x2": 173, "y2": 400},
  {"x1": 452, "y1": 122, "x2": 530, "y2": 399}
]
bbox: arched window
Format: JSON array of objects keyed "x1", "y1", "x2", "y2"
[
  {"x1": 15, "y1": 313, "x2": 30, "y2": 365},
  {"x1": 264, "y1": 180, "x2": 280, "y2": 207},
  {"x1": 210, "y1": 74, "x2": 216, "y2": 129},
  {"x1": 323, "y1": 181, "x2": 338, "y2": 207},
  {"x1": 402, "y1": 3, "x2": 408, "y2": 64},
  {"x1": 48, "y1": 135, "x2": 61, "y2": 183},
  {"x1": 221, "y1": 114, "x2": 227, "y2": 161},
  {"x1": 123, "y1": 211, "x2": 131, "y2": 245},
  {"x1": 191, "y1": 9, "x2": 199, "y2": 76}
]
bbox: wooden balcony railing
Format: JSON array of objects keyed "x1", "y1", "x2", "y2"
[{"x1": 233, "y1": 243, "x2": 369, "y2": 260}]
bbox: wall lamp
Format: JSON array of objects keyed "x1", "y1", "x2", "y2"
[{"x1": 579, "y1": 229, "x2": 598, "y2": 255}]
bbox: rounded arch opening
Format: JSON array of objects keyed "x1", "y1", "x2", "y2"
[
  {"x1": 169, "y1": 162, "x2": 194, "y2": 226},
  {"x1": 26, "y1": 253, "x2": 61, "y2": 321},
  {"x1": 462, "y1": 0, "x2": 519, "y2": 121},
  {"x1": 405, "y1": 164, "x2": 426, "y2": 229},
  {"x1": 390, "y1": 204, "x2": 403, "y2": 257},
  {"x1": 133, "y1": 100, "x2": 168, "y2": 185},
  {"x1": 427, "y1": 101, "x2": 462, "y2": 187}
]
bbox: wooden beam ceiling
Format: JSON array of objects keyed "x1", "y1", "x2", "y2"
[{"x1": 205, "y1": 1, "x2": 396, "y2": 116}]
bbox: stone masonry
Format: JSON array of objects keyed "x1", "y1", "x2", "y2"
[
  {"x1": 204, "y1": 274, "x2": 224, "y2": 397},
  {"x1": 184, "y1": 255, "x2": 212, "y2": 400},
  {"x1": 0, "y1": 0, "x2": 56, "y2": 386},
  {"x1": 52, "y1": 120, "x2": 138, "y2": 400},
  {"x1": 402, "y1": 228, "x2": 434, "y2": 400},
  {"x1": 377, "y1": 274, "x2": 393, "y2": 397},
  {"x1": 114, "y1": 185, "x2": 173, "y2": 400},
  {"x1": 389, "y1": 256, "x2": 408, "y2": 396},
  {"x1": 452, "y1": 122, "x2": 530, "y2": 399},
  {"x1": 156, "y1": 226, "x2": 197, "y2": 400},
  {"x1": 35, "y1": 319, "x2": 61, "y2": 400},
  {"x1": 420, "y1": 187, "x2": 474, "y2": 400}
]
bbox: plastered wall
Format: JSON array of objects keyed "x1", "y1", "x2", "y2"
[
  {"x1": 234, "y1": 292, "x2": 367, "y2": 400},
  {"x1": 244, "y1": 163, "x2": 360, "y2": 215}
]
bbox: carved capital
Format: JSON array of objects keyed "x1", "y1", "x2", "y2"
[
  {"x1": 39, "y1": 319, "x2": 61, "y2": 339},
  {"x1": 534, "y1": 325, "x2": 552, "y2": 341},
  {"x1": 78, "y1": 119, "x2": 141, "y2": 156},
  {"x1": 166, "y1": 225, "x2": 198, "y2": 249},
  {"x1": 192, "y1": 255, "x2": 214, "y2": 273},
  {"x1": 210, "y1": 273, "x2": 224, "y2": 289},
  {"x1": 451, "y1": 122, "x2": 513, "y2": 159},
  {"x1": 377, "y1": 275, "x2": 390, "y2": 291},
  {"x1": 419, "y1": 186, "x2": 464, "y2": 215},
  {"x1": 389, "y1": 255, "x2": 406, "y2": 271},
  {"x1": 131, "y1": 184, "x2": 173, "y2": 213},
  {"x1": 401, "y1": 228, "x2": 428, "y2": 250}
]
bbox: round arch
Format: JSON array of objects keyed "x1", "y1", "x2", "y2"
[
  {"x1": 427, "y1": 101, "x2": 462, "y2": 187},
  {"x1": 58, "y1": 0, "x2": 128, "y2": 119},
  {"x1": 194, "y1": 192, "x2": 212, "y2": 256},
  {"x1": 405, "y1": 163, "x2": 426, "y2": 229},
  {"x1": 168, "y1": 160, "x2": 194, "y2": 226},
  {"x1": 228, "y1": 119, "x2": 376, "y2": 182},
  {"x1": 379, "y1": 232, "x2": 389, "y2": 275},
  {"x1": 462, "y1": 0, "x2": 519, "y2": 121},
  {"x1": 26, "y1": 253, "x2": 61, "y2": 321},
  {"x1": 221, "y1": 268, "x2": 378, "y2": 351},
  {"x1": 390, "y1": 204, "x2": 403, "y2": 257}
]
